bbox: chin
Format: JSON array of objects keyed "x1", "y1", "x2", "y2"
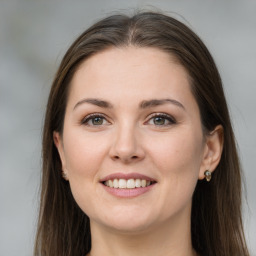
[
  {"x1": 102, "y1": 219, "x2": 154, "y2": 234},
  {"x1": 92, "y1": 207, "x2": 158, "y2": 234}
]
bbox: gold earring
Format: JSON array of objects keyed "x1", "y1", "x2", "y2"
[
  {"x1": 62, "y1": 170, "x2": 69, "y2": 181},
  {"x1": 204, "y1": 170, "x2": 212, "y2": 182}
]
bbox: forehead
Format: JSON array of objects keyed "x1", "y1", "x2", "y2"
[
  {"x1": 64, "y1": 46, "x2": 202, "y2": 130},
  {"x1": 69, "y1": 47, "x2": 192, "y2": 101},
  {"x1": 75, "y1": 47, "x2": 184, "y2": 80}
]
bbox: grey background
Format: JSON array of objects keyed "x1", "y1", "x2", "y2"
[{"x1": 0, "y1": 0, "x2": 255, "y2": 255}]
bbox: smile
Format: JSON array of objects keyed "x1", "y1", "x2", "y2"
[
  {"x1": 100, "y1": 173, "x2": 157, "y2": 197},
  {"x1": 103, "y1": 178, "x2": 155, "y2": 189}
]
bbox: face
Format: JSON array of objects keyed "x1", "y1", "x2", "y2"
[{"x1": 54, "y1": 47, "x2": 211, "y2": 233}]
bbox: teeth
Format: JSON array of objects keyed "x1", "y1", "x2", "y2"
[
  {"x1": 108, "y1": 180, "x2": 113, "y2": 188},
  {"x1": 103, "y1": 178, "x2": 153, "y2": 189},
  {"x1": 135, "y1": 179, "x2": 141, "y2": 187},
  {"x1": 119, "y1": 179, "x2": 127, "y2": 188},
  {"x1": 113, "y1": 179, "x2": 119, "y2": 188},
  {"x1": 127, "y1": 179, "x2": 135, "y2": 188}
]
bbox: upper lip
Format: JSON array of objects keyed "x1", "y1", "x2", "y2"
[{"x1": 100, "y1": 172, "x2": 157, "y2": 182}]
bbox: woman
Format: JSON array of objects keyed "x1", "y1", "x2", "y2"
[{"x1": 34, "y1": 11, "x2": 250, "y2": 256}]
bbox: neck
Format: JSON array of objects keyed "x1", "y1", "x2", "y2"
[{"x1": 87, "y1": 207, "x2": 197, "y2": 256}]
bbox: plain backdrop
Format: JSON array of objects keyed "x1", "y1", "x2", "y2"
[{"x1": 0, "y1": 0, "x2": 255, "y2": 255}]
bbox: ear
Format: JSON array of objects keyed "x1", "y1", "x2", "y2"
[
  {"x1": 53, "y1": 131, "x2": 67, "y2": 176},
  {"x1": 198, "y1": 125, "x2": 224, "y2": 180}
]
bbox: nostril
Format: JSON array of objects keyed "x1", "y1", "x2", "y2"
[{"x1": 112, "y1": 155, "x2": 138, "y2": 160}]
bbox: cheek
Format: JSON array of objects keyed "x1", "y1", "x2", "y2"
[
  {"x1": 149, "y1": 130, "x2": 203, "y2": 175},
  {"x1": 62, "y1": 130, "x2": 109, "y2": 214},
  {"x1": 63, "y1": 130, "x2": 109, "y2": 179},
  {"x1": 147, "y1": 130, "x2": 203, "y2": 212}
]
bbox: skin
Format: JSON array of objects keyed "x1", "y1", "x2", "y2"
[{"x1": 54, "y1": 47, "x2": 223, "y2": 256}]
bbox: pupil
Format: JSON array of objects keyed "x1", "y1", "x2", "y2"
[
  {"x1": 93, "y1": 117, "x2": 103, "y2": 125},
  {"x1": 154, "y1": 117, "x2": 165, "y2": 125}
]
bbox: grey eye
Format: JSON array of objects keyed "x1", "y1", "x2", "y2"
[
  {"x1": 91, "y1": 117, "x2": 104, "y2": 125},
  {"x1": 147, "y1": 114, "x2": 176, "y2": 126},
  {"x1": 82, "y1": 115, "x2": 108, "y2": 126},
  {"x1": 153, "y1": 116, "x2": 166, "y2": 125}
]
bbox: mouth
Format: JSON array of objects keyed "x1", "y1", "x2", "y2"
[
  {"x1": 102, "y1": 178, "x2": 156, "y2": 189},
  {"x1": 100, "y1": 172, "x2": 157, "y2": 195}
]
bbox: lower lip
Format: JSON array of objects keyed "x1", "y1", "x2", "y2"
[{"x1": 101, "y1": 183, "x2": 156, "y2": 198}]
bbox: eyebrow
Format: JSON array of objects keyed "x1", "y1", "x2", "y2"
[
  {"x1": 73, "y1": 98, "x2": 113, "y2": 110},
  {"x1": 73, "y1": 98, "x2": 185, "y2": 111},
  {"x1": 140, "y1": 99, "x2": 185, "y2": 110}
]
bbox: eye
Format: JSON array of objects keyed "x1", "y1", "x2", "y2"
[
  {"x1": 81, "y1": 114, "x2": 109, "y2": 126},
  {"x1": 147, "y1": 113, "x2": 176, "y2": 126}
]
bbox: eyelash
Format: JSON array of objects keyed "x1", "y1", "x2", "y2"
[
  {"x1": 81, "y1": 113, "x2": 176, "y2": 127},
  {"x1": 81, "y1": 113, "x2": 109, "y2": 126},
  {"x1": 146, "y1": 113, "x2": 176, "y2": 126}
]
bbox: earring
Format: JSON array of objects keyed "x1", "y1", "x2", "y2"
[
  {"x1": 62, "y1": 170, "x2": 69, "y2": 181},
  {"x1": 204, "y1": 170, "x2": 212, "y2": 182}
]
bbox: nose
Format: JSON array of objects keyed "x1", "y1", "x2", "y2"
[{"x1": 109, "y1": 123, "x2": 145, "y2": 163}]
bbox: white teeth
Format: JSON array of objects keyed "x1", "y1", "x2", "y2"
[
  {"x1": 108, "y1": 180, "x2": 113, "y2": 188},
  {"x1": 103, "y1": 178, "x2": 153, "y2": 189},
  {"x1": 113, "y1": 179, "x2": 119, "y2": 188},
  {"x1": 127, "y1": 179, "x2": 135, "y2": 188},
  {"x1": 135, "y1": 179, "x2": 141, "y2": 187},
  {"x1": 141, "y1": 179, "x2": 146, "y2": 187},
  {"x1": 119, "y1": 179, "x2": 127, "y2": 188}
]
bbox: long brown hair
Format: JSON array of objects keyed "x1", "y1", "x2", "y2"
[{"x1": 34, "y1": 11, "x2": 249, "y2": 256}]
